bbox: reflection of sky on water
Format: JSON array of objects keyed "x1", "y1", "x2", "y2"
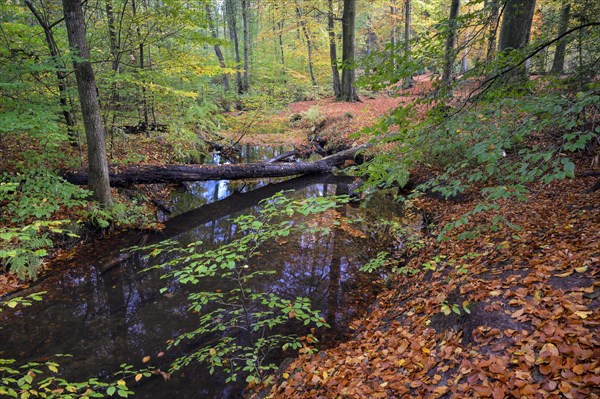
[{"x1": 0, "y1": 151, "x2": 402, "y2": 398}]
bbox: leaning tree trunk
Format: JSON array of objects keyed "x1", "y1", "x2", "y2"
[
  {"x1": 442, "y1": 0, "x2": 460, "y2": 85},
  {"x1": 328, "y1": 0, "x2": 341, "y2": 97},
  {"x1": 62, "y1": 0, "x2": 113, "y2": 206},
  {"x1": 337, "y1": 0, "x2": 359, "y2": 102},
  {"x1": 551, "y1": 1, "x2": 571, "y2": 74},
  {"x1": 498, "y1": 0, "x2": 537, "y2": 82}
]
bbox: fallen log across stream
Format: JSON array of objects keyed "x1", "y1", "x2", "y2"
[{"x1": 63, "y1": 144, "x2": 369, "y2": 187}]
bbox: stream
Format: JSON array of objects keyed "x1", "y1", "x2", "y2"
[{"x1": 0, "y1": 146, "x2": 405, "y2": 398}]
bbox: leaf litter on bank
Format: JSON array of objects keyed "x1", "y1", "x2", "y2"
[{"x1": 257, "y1": 174, "x2": 599, "y2": 399}]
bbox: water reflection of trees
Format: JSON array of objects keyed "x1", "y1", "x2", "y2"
[{"x1": 0, "y1": 179, "x2": 401, "y2": 398}]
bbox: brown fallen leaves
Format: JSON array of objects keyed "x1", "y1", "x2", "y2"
[{"x1": 258, "y1": 174, "x2": 599, "y2": 399}]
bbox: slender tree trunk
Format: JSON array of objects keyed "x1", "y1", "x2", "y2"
[
  {"x1": 337, "y1": 0, "x2": 358, "y2": 102},
  {"x1": 365, "y1": 16, "x2": 374, "y2": 56},
  {"x1": 105, "y1": 0, "x2": 119, "y2": 72},
  {"x1": 296, "y1": 3, "x2": 317, "y2": 86},
  {"x1": 551, "y1": 1, "x2": 570, "y2": 74},
  {"x1": 442, "y1": 0, "x2": 460, "y2": 85},
  {"x1": 241, "y1": 0, "x2": 250, "y2": 92},
  {"x1": 131, "y1": 0, "x2": 148, "y2": 126},
  {"x1": 498, "y1": 0, "x2": 537, "y2": 82},
  {"x1": 278, "y1": 20, "x2": 286, "y2": 66},
  {"x1": 328, "y1": 0, "x2": 341, "y2": 96},
  {"x1": 226, "y1": 0, "x2": 244, "y2": 93},
  {"x1": 390, "y1": 3, "x2": 397, "y2": 70},
  {"x1": 485, "y1": 0, "x2": 499, "y2": 62},
  {"x1": 24, "y1": 0, "x2": 76, "y2": 140},
  {"x1": 460, "y1": 31, "x2": 470, "y2": 74},
  {"x1": 403, "y1": 0, "x2": 413, "y2": 88},
  {"x1": 206, "y1": 4, "x2": 230, "y2": 91},
  {"x1": 62, "y1": 0, "x2": 113, "y2": 206}
]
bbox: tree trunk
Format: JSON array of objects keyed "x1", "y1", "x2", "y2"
[
  {"x1": 460, "y1": 31, "x2": 470, "y2": 74},
  {"x1": 131, "y1": 0, "x2": 148, "y2": 126},
  {"x1": 206, "y1": 4, "x2": 230, "y2": 91},
  {"x1": 61, "y1": 0, "x2": 113, "y2": 206},
  {"x1": 24, "y1": 0, "x2": 76, "y2": 140},
  {"x1": 328, "y1": 0, "x2": 341, "y2": 97},
  {"x1": 390, "y1": 3, "x2": 397, "y2": 70},
  {"x1": 63, "y1": 144, "x2": 369, "y2": 187},
  {"x1": 105, "y1": 0, "x2": 120, "y2": 72},
  {"x1": 241, "y1": 0, "x2": 250, "y2": 92},
  {"x1": 226, "y1": 0, "x2": 244, "y2": 94},
  {"x1": 337, "y1": 0, "x2": 358, "y2": 102},
  {"x1": 485, "y1": 0, "x2": 499, "y2": 62},
  {"x1": 442, "y1": 0, "x2": 460, "y2": 85},
  {"x1": 403, "y1": 0, "x2": 413, "y2": 88},
  {"x1": 551, "y1": 1, "x2": 571, "y2": 74},
  {"x1": 296, "y1": 3, "x2": 317, "y2": 86},
  {"x1": 498, "y1": 0, "x2": 536, "y2": 82}
]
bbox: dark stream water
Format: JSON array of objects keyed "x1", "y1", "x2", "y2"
[{"x1": 0, "y1": 146, "x2": 404, "y2": 398}]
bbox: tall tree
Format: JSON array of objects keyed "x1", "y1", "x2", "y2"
[
  {"x1": 225, "y1": 0, "x2": 244, "y2": 93},
  {"x1": 403, "y1": 0, "x2": 413, "y2": 88},
  {"x1": 551, "y1": 1, "x2": 571, "y2": 74},
  {"x1": 498, "y1": 0, "x2": 537, "y2": 81},
  {"x1": 206, "y1": 3, "x2": 230, "y2": 91},
  {"x1": 62, "y1": 0, "x2": 113, "y2": 206},
  {"x1": 328, "y1": 0, "x2": 341, "y2": 96},
  {"x1": 485, "y1": 0, "x2": 500, "y2": 62},
  {"x1": 241, "y1": 0, "x2": 250, "y2": 92},
  {"x1": 442, "y1": 0, "x2": 460, "y2": 85},
  {"x1": 295, "y1": 2, "x2": 317, "y2": 86},
  {"x1": 390, "y1": 2, "x2": 398, "y2": 67},
  {"x1": 131, "y1": 0, "x2": 148, "y2": 126},
  {"x1": 337, "y1": 0, "x2": 358, "y2": 102}
]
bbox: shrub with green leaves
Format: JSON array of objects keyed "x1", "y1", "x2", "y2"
[
  {"x1": 0, "y1": 170, "x2": 90, "y2": 279},
  {"x1": 355, "y1": 87, "x2": 600, "y2": 239},
  {"x1": 141, "y1": 192, "x2": 347, "y2": 384}
]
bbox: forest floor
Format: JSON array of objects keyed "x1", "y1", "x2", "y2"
[{"x1": 254, "y1": 170, "x2": 599, "y2": 399}]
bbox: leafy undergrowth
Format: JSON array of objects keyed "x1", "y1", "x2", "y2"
[{"x1": 257, "y1": 174, "x2": 599, "y2": 399}]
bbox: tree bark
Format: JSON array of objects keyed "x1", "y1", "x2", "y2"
[
  {"x1": 403, "y1": 0, "x2": 413, "y2": 88},
  {"x1": 62, "y1": 0, "x2": 113, "y2": 206},
  {"x1": 337, "y1": 0, "x2": 359, "y2": 102},
  {"x1": 551, "y1": 1, "x2": 571, "y2": 74},
  {"x1": 328, "y1": 0, "x2": 341, "y2": 97},
  {"x1": 498, "y1": 0, "x2": 537, "y2": 82},
  {"x1": 241, "y1": 0, "x2": 250, "y2": 92},
  {"x1": 206, "y1": 4, "x2": 230, "y2": 91},
  {"x1": 391, "y1": 3, "x2": 397, "y2": 70},
  {"x1": 63, "y1": 145, "x2": 369, "y2": 187},
  {"x1": 296, "y1": 3, "x2": 317, "y2": 86},
  {"x1": 131, "y1": 0, "x2": 148, "y2": 126},
  {"x1": 226, "y1": 0, "x2": 244, "y2": 94},
  {"x1": 485, "y1": 0, "x2": 499, "y2": 62},
  {"x1": 442, "y1": 0, "x2": 460, "y2": 85}
]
